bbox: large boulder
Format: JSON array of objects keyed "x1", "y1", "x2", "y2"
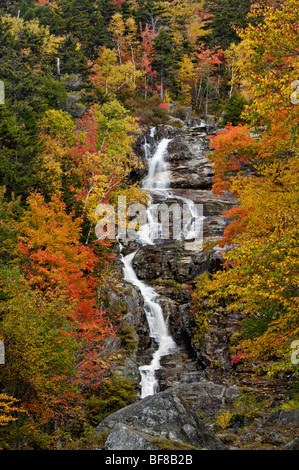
[
  {"x1": 104, "y1": 424, "x2": 159, "y2": 451},
  {"x1": 96, "y1": 390, "x2": 226, "y2": 450},
  {"x1": 267, "y1": 409, "x2": 299, "y2": 427}
]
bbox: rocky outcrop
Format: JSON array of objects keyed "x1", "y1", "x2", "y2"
[
  {"x1": 283, "y1": 438, "x2": 299, "y2": 450},
  {"x1": 96, "y1": 390, "x2": 226, "y2": 450},
  {"x1": 139, "y1": 121, "x2": 219, "y2": 191},
  {"x1": 267, "y1": 410, "x2": 299, "y2": 427},
  {"x1": 98, "y1": 117, "x2": 299, "y2": 452},
  {"x1": 104, "y1": 424, "x2": 159, "y2": 451},
  {"x1": 106, "y1": 120, "x2": 240, "y2": 416}
]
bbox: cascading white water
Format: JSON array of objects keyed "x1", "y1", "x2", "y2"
[
  {"x1": 142, "y1": 137, "x2": 171, "y2": 191},
  {"x1": 119, "y1": 127, "x2": 203, "y2": 398},
  {"x1": 119, "y1": 133, "x2": 177, "y2": 398},
  {"x1": 120, "y1": 249, "x2": 176, "y2": 398}
]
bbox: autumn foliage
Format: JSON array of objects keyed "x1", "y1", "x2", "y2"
[
  {"x1": 0, "y1": 0, "x2": 298, "y2": 450},
  {"x1": 192, "y1": 0, "x2": 299, "y2": 376}
]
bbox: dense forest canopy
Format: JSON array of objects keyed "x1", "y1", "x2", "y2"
[{"x1": 0, "y1": 0, "x2": 298, "y2": 449}]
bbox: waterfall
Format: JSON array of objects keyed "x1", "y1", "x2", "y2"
[
  {"x1": 120, "y1": 248, "x2": 176, "y2": 398},
  {"x1": 142, "y1": 137, "x2": 171, "y2": 191},
  {"x1": 120, "y1": 133, "x2": 176, "y2": 398},
  {"x1": 119, "y1": 127, "x2": 203, "y2": 398}
]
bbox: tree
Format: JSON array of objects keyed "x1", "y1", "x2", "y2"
[
  {"x1": 33, "y1": 109, "x2": 76, "y2": 197},
  {"x1": 0, "y1": 266, "x2": 79, "y2": 423},
  {"x1": 178, "y1": 55, "x2": 196, "y2": 105},
  {"x1": 15, "y1": 193, "x2": 116, "y2": 387},
  {"x1": 153, "y1": 28, "x2": 180, "y2": 99},
  {"x1": 193, "y1": 158, "x2": 299, "y2": 374},
  {"x1": 193, "y1": 43, "x2": 223, "y2": 114},
  {"x1": 108, "y1": 12, "x2": 126, "y2": 64},
  {"x1": 0, "y1": 187, "x2": 22, "y2": 263},
  {"x1": 193, "y1": 0, "x2": 299, "y2": 376},
  {"x1": 52, "y1": 0, "x2": 109, "y2": 60},
  {"x1": 140, "y1": 22, "x2": 158, "y2": 98},
  {"x1": 203, "y1": 0, "x2": 253, "y2": 48},
  {"x1": 161, "y1": 0, "x2": 207, "y2": 47},
  {"x1": 207, "y1": 123, "x2": 256, "y2": 195},
  {"x1": 235, "y1": 0, "x2": 299, "y2": 143},
  {"x1": 90, "y1": 47, "x2": 142, "y2": 98},
  {"x1": 0, "y1": 14, "x2": 67, "y2": 197},
  {"x1": 68, "y1": 100, "x2": 140, "y2": 223},
  {"x1": 221, "y1": 91, "x2": 247, "y2": 126}
]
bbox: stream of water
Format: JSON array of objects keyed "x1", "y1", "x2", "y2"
[{"x1": 119, "y1": 128, "x2": 203, "y2": 398}]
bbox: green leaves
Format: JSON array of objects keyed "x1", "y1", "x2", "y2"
[{"x1": 0, "y1": 266, "x2": 78, "y2": 418}]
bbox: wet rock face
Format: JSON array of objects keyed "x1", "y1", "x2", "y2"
[
  {"x1": 106, "y1": 120, "x2": 241, "y2": 432},
  {"x1": 142, "y1": 123, "x2": 216, "y2": 190},
  {"x1": 113, "y1": 122, "x2": 238, "y2": 397},
  {"x1": 96, "y1": 390, "x2": 226, "y2": 450},
  {"x1": 167, "y1": 133, "x2": 214, "y2": 189},
  {"x1": 133, "y1": 243, "x2": 205, "y2": 283}
]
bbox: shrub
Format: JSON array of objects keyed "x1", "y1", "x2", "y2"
[{"x1": 221, "y1": 92, "x2": 247, "y2": 126}]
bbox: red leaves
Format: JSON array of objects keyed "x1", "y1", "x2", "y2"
[
  {"x1": 16, "y1": 193, "x2": 115, "y2": 389},
  {"x1": 231, "y1": 350, "x2": 244, "y2": 365},
  {"x1": 140, "y1": 23, "x2": 158, "y2": 95},
  {"x1": 109, "y1": 0, "x2": 126, "y2": 8},
  {"x1": 221, "y1": 206, "x2": 252, "y2": 247},
  {"x1": 207, "y1": 123, "x2": 256, "y2": 195},
  {"x1": 71, "y1": 107, "x2": 99, "y2": 157}
]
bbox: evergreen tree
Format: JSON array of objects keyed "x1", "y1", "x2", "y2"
[
  {"x1": 53, "y1": 0, "x2": 110, "y2": 60},
  {"x1": 221, "y1": 91, "x2": 248, "y2": 126},
  {"x1": 153, "y1": 28, "x2": 181, "y2": 98},
  {"x1": 203, "y1": 0, "x2": 253, "y2": 48},
  {"x1": 0, "y1": 15, "x2": 67, "y2": 197}
]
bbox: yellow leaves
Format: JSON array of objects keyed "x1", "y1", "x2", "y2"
[
  {"x1": 66, "y1": 100, "x2": 140, "y2": 223},
  {"x1": 177, "y1": 55, "x2": 196, "y2": 105},
  {"x1": 21, "y1": 47, "x2": 31, "y2": 56},
  {"x1": 108, "y1": 13, "x2": 126, "y2": 38},
  {"x1": 34, "y1": 149, "x2": 63, "y2": 196},
  {"x1": 34, "y1": 110, "x2": 76, "y2": 196},
  {"x1": 192, "y1": 155, "x2": 299, "y2": 372},
  {"x1": 1, "y1": 15, "x2": 64, "y2": 56},
  {"x1": 215, "y1": 410, "x2": 233, "y2": 429},
  {"x1": 224, "y1": 39, "x2": 255, "y2": 102},
  {"x1": 163, "y1": 0, "x2": 206, "y2": 46},
  {"x1": 92, "y1": 48, "x2": 142, "y2": 97},
  {"x1": 39, "y1": 110, "x2": 75, "y2": 139},
  {"x1": 0, "y1": 394, "x2": 22, "y2": 426},
  {"x1": 236, "y1": 0, "x2": 299, "y2": 134}
]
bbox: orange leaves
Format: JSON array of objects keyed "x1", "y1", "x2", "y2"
[
  {"x1": 195, "y1": 44, "x2": 223, "y2": 69},
  {"x1": 221, "y1": 206, "x2": 252, "y2": 247},
  {"x1": 140, "y1": 23, "x2": 158, "y2": 97},
  {"x1": 198, "y1": 1, "x2": 299, "y2": 375},
  {"x1": 109, "y1": 0, "x2": 126, "y2": 8},
  {"x1": 207, "y1": 123, "x2": 256, "y2": 195},
  {"x1": 140, "y1": 23, "x2": 158, "y2": 75},
  {"x1": 15, "y1": 192, "x2": 116, "y2": 390}
]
